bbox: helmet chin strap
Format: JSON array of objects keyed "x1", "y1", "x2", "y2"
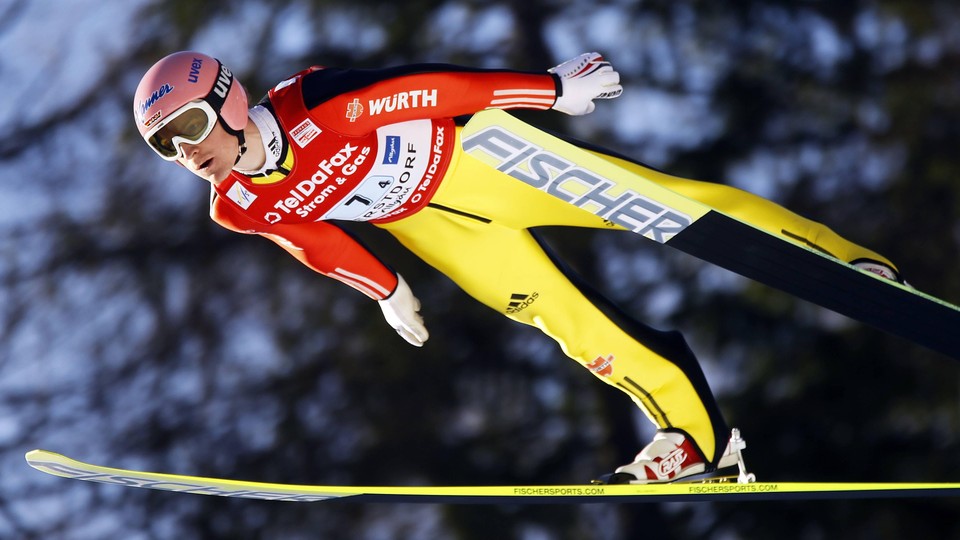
[
  {"x1": 217, "y1": 116, "x2": 248, "y2": 166},
  {"x1": 234, "y1": 129, "x2": 247, "y2": 165}
]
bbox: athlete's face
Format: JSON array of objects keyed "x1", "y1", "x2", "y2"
[{"x1": 176, "y1": 122, "x2": 239, "y2": 185}]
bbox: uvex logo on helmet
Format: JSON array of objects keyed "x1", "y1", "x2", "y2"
[
  {"x1": 213, "y1": 63, "x2": 232, "y2": 100},
  {"x1": 187, "y1": 57, "x2": 203, "y2": 82}
]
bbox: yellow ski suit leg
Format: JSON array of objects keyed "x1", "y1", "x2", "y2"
[
  {"x1": 376, "y1": 127, "x2": 895, "y2": 465},
  {"x1": 585, "y1": 149, "x2": 896, "y2": 269}
]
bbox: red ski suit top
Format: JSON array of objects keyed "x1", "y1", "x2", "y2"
[{"x1": 210, "y1": 64, "x2": 558, "y2": 300}]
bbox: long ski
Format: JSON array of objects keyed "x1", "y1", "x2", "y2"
[
  {"x1": 460, "y1": 110, "x2": 960, "y2": 360},
  {"x1": 25, "y1": 449, "x2": 960, "y2": 503}
]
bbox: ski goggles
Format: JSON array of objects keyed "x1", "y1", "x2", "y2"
[{"x1": 143, "y1": 100, "x2": 218, "y2": 160}]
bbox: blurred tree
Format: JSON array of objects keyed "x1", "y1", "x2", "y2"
[{"x1": 2, "y1": 0, "x2": 959, "y2": 538}]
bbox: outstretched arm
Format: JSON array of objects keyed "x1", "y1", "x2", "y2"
[
  {"x1": 301, "y1": 52, "x2": 622, "y2": 133},
  {"x1": 211, "y1": 196, "x2": 429, "y2": 346},
  {"x1": 260, "y1": 221, "x2": 430, "y2": 347}
]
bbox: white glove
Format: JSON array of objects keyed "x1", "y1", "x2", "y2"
[
  {"x1": 378, "y1": 274, "x2": 429, "y2": 347},
  {"x1": 549, "y1": 52, "x2": 623, "y2": 116}
]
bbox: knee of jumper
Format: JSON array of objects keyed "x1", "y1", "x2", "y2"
[{"x1": 527, "y1": 307, "x2": 697, "y2": 375}]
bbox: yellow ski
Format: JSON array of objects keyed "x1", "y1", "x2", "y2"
[{"x1": 25, "y1": 449, "x2": 960, "y2": 503}]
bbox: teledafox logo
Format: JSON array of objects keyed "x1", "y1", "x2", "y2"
[
  {"x1": 264, "y1": 143, "x2": 371, "y2": 223},
  {"x1": 462, "y1": 127, "x2": 692, "y2": 243}
]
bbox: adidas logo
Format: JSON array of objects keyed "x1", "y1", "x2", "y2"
[{"x1": 506, "y1": 292, "x2": 539, "y2": 314}]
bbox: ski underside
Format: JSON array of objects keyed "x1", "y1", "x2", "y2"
[
  {"x1": 460, "y1": 110, "x2": 960, "y2": 361},
  {"x1": 24, "y1": 448, "x2": 960, "y2": 503}
]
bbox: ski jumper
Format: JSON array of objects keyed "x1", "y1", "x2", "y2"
[{"x1": 210, "y1": 64, "x2": 895, "y2": 465}]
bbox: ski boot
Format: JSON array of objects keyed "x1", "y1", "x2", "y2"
[
  {"x1": 605, "y1": 428, "x2": 755, "y2": 484},
  {"x1": 852, "y1": 259, "x2": 907, "y2": 285}
]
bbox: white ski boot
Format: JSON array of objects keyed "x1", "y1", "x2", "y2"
[
  {"x1": 852, "y1": 259, "x2": 906, "y2": 285},
  {"x1": 609, "y1": 428, "x2": 755, "y2": 484}
]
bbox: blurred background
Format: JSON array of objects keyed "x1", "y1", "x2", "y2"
[{"x1": 3, "y1": 0, "x2": 960, "y2": 538}]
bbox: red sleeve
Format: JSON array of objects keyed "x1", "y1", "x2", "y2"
[
  {"x1": 303, "y1": 66, "x2": 558, "y2": 135},
  {"x1": 211, "y1": 194, "x2": 398, "y2": 300}
]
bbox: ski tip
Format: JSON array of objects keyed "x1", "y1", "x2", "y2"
[
  {"x1": 25, "y1": 449, "x2": 72, "y2": 470},
  {"x1": 25, "y1": 448, "x2": 58, "y2": 460}
]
